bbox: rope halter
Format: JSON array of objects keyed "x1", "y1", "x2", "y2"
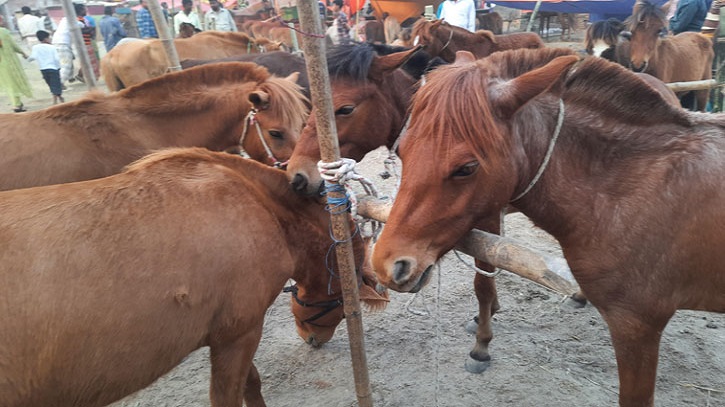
[{"x1": 238, "y1": 108, "x2": 288, "y2": 169}]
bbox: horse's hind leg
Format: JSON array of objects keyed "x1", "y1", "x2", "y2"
[
  {"x1": 244, "y1": 363, "x2": 266, "y2": 407},
  {"x1": 209, "y1": 324, "x2": 264, "y2": 407},
  {"x1": 464, "y1": 215, "x2": 501, "y2": 374}
]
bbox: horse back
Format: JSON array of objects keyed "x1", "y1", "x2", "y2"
[{"x1": 493, "y1": 32, "x2": 545, "y2": 53}]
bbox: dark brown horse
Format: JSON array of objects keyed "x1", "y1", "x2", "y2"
[
  {"x1": 287, "y1": 43, "x2": 580, "y2": 372},
  {"x1": 372, "y1": 48, "x2": 725, "y2": 406},
  {"x1": 622, "y1": 1, "x2": 713, "y2": 110},
  {"x1": 584, "y1": 17, "x2": 625, "y2": 59},
  {"x1": 0, "y1": 147, "x2": 387, "y2": 407},
  {"x1": 0, "y1": 62, "x2": 307, "y2": 191},
  {"x1": 410, "y1": 19, "x2": 544, "y2": 62}
]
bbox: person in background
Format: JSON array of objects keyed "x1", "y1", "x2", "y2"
[
  {"x1": 17, "y1": 6, "x2": 44, "y2": 48},
  {"x1": 100, "y1": 6, "x2": 127, "y2": 52},
  {"x1": 28, "y1": 30, "x2": 64, "y2": 104},
  {"x1": 40, "y1": 10, "x2": 57, "y2": 35},
  {"x1": 136, "y1": 0, "x2": 159, "y2": 38},
  {"x1": 331, "y1": 0, "x2": 351, "y2": 44},
  {"x1": 51, "y1": 3, "x2": 83, "y2": 87},
  {"x1": 0, "y1": 15, "x2": 31, "y2": 112},
  {"x1": 669, "y1": 0, "x2": 708, "y2": 34},
  {"x1": 700, "y1": 0, "x2": 725, "y2": 38},
  {"x1": 174, "y1": 0, "x2": 201, "y2": 35},
  {"x1": 75, "y1": 3, "x2": 99, "y2": 83},
  {"x1": 439, "y1": 0, "x2": 476, "y2": 32},
  {"x1": 204, "y1": 0, "x2": 237, "y2": 31}
]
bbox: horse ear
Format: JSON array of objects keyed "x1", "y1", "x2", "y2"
[
  {"x1": 431, "y1": 19, "x2": 443, "y2": 30},
  {"x1": 249, "y1": 91, "x2": 270, "y2": 110},
  {"x1": 284, "y1": 72, "x2": 300, "y2": 84},
  {"x1": 493, "y1": 55, "x2": 579, "y2": 118},
  {"x1": 454, "y1": 51, "x2": 476, "y2": 65},
  {"x1": 368, "y1": 45, "x2": 424, "y2": 82},
  {"x1": 359, "y1": 245, "x2": 390, "y2": 312}
]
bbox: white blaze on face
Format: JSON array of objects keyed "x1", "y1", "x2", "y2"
[
  {"x1": 413, "y1": 35, "x2": 420, "y2": 46},
  {"x1": 592, "y1": 40, "x2": 611, "y2": 57}
]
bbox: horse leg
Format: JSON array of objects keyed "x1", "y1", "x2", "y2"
[
  {"x1": 464, "y1": 214, "x2": 501, "y2": 374},
  {"x1": 209, "y1": 324, "x2": 264, "y2": 407},
  {"x1": 243, "y1": 363, "x2": 267, "y2": 407},
  {"x1": 695, "y1": 89, "x2": 709, "y2": 112},
  {"x1": 599, "y1": 305, "x2": 672, "y2": 407}
]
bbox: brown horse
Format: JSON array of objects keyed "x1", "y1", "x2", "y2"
[
  {"x1": 372, "y1": 48, "x2": 725, "y2": 406},
  {"x1": 101, "y1": 31, "x2": 267, "y2": 91},
  {"x1": 584, "y1": 17, "x2": 626, "y2": 59},
  {"x1": 287, "y1": 43, "x2": 580, "y2": 372},
  {"x1": 0, "y1": 62, "x2": 307, "y2": 191},
  {"x1": 410, "y1": 19, "x2": 544, "y2": 62},
  {"x1": 622, "y1": 1, "x2": 713, "y2": 110},
  {"x1": 0, "y1": 147, "x2": 387, "y2": 407}
]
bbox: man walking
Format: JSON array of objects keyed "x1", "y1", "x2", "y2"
[
  {"x1": 204, "y1": 0, "x2": 237, "y2": 32},
  {"x1": 100, "y1": 6, "x2": 127, "y2": 52},
  {"x1": 17, "y1": 6, "x2": 44, "y2": 48}
]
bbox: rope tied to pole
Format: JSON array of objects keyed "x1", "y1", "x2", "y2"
[{"x1": 318, "y1": 158, "x2": 382, "y2": 239}]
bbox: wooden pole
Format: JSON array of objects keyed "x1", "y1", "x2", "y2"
[
  {"x1": 666, "y1": 79, "x2": 718, "y2": 92},
  {"x1": 526, "y1": 0, "x2": 543, "y2": 33},
  {"x1": 146, "y1": 0, "x2": 182, "y2": 72},
  {"x1": 356, "y1": 196, "x2": 579, "y2": 296},
  {"x1": 60, "y1": 0, "x2": 96, "y2": 89},
  {"x1": 297, "y1": 1, "x2": 373, "y2": 407}
]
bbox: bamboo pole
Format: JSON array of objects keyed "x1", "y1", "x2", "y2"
[
  {"x1": 146, "y1": 0, "x2": 181, "y2": 72},
  {"x1": 526, "y1": 0, "x2": 543, "y2": 33},
  {"x1": 356, "y1": 196, "x2": 579, "y2": 296},
  {"x1": 60, "y1": 0, "x2": 96, "y2": 89},
  {"x1": 666, "y1": 79, "x2": 718, "y2": 92},
  {"x1": 297, "y1": 1, "x2": 373, "y2": 407}
]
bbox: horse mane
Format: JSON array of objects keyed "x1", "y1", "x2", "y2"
[
  {"x1": 562, "y1": 57, "x2": 689, "y2": 126},
  {"x1": 123, "y1": 147, "x2": 294, "y2": 200},
  {"x1": 327, "y1": 43, "x2": 376, "y2": 81},
  {"x1": 257, "y1": 76, "x2": 309, "y2": 136},
  {"x1": 626, "y1": 1, "x2": 666, "y2": 31}
]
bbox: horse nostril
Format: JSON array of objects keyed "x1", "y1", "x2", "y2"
[
  {"x1": 392, "y1": 260, "x2": 412, "y2": 284},
  {"x1": 291, "y1": 173, "x2": 308, "y2": 193}
]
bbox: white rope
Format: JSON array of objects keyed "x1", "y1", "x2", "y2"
[
  {"x1": 510, "y1": 98, "x2": 565, "y2": 202},
  {"x1": 318, "y1": 158, "x2": 382, "y2": 239},
  {"x1": 453, "y1": 250, "x2": 501, "y2": 277},
  {"x1": 238, "y1": 108, "x2": 287, "y2": 168}
]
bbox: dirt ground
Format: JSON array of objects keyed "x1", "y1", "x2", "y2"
[{"x1": 5, "y1": 35, "x2": 723, "y2": 407}]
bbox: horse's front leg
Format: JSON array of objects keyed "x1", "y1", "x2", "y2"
[
  {"x1": 209, "y1": 324, "x2": 265, "y2": 407},
  {"x1": 244, "y1": 363, "x2": 266, "y2": 407},
  {"x1": 599, "y1": 304, "x2": 672, "y2": 407},
  {"x1": 464, "y1": 215, "x2": 501, "y2": 374}
]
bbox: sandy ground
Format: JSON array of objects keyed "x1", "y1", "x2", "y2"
[{"x1": 3, "y1": 34, "x2": 723, "y2": 407}]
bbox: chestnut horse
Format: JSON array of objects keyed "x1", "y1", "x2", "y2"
[
  {"x1": 287, "y1": 43, "x2": 579, "y2": 372},
  {"x1": 410, "y1": 19, "x2": 544, "y2": 62},
  {"x1": 101, "y1": 31, "x2": 267, "y2": 91},
  {"x1": 0, "y1": 147, "x2": 387, "y2": 407},
  {"x1": 622, "y1": 1, "x2": 713, "y2": 110},
  {"x1": 0, "y1": 62, "x2": 307, "y2": 191},
  {"x1": 372, "y1": 48, "x2": 725, "y2": 406}
]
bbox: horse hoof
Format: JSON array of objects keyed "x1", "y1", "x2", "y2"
[
  {"x1": 565, "y1": 295, "x2": 587, "y2": 309},
  {"x1": 465, "y1": 319, "x2": 478, "y2": 334},
  {"x1": 464, "y1": 358, "x2": 490, "y2": 374}
]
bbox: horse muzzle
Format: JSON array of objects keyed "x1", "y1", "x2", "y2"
[{"x1": 388, "y1": 258, "x2": 434, "y2": 293}]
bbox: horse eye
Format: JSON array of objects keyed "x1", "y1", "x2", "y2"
[
  {"x1": 335, "y1": 105, "x2": 355, "y2": 116},
  {"x1": 452, "y1": 161, "x2": 479, "y2": 178},
  {"x1": 268, "y1": 130, "x2": 284, "y2": 140}
]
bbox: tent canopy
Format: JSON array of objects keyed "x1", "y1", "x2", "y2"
[{"x1": 490, "y1": 0, "x2": 667, "y2": 20}]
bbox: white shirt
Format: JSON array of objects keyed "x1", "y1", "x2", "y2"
[
  {"x1": 51, "y1": 18, "x2": 82, "y2": 45},
  {"x1": 174, "y1": 10, "x2": 202, "y2": 33},
  {"x1": 440, "y1": 0, "x2": 477, "y2": 32},
  {"x1": 204, "y1": 8, "x2": 237, "y2": 32},
  {"x1": 29, "y1": 43, "x2": 60, "y2": 70},
  {"x1": 17, "y1": 14, "x2": 44, "y2": 39}
]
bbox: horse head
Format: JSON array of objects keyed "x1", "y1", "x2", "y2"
[
  {"x1": 241, "y1": 72, "x2": 308, "y2": 168},
  {"x1": 287, "y1": 45, "x2": 420, "y2": 196},
  {"x1": 291, "y1": 233, "x2": 388, "y2": 347},
  {"x1": 585, "y1": 18, "x2": 625, "y2": 59},
  {"x1": 372, "y1": 51, "x2": 579, "y2": 292},
  {"x1": 626, "y1": 1, "x2": 666, "y2": 72}
]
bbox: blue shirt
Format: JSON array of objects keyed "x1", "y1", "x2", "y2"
[
  {"x1": 136, "y1": 8, "x2": 158, "y2": 38},
  {"x1": 100, "y1": 15, "x2": 127, "y2": 51},
  {"x1": 669, "y1": 0, "x2": 709, "y2": 34}
]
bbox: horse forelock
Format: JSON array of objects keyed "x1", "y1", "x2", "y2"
[
  {"x1": 627, "y1": 1, "x2": 665, "y2": 31},
  {"x1": 258, "y1": 76, "x2": 309, "y2": 133},
  {"x1": 562, "y1": 57, "x2": 688, "y2": 125},
  {"x1": 118, "y1": 62, "x2": 271, "y2": 113},
  {"x1": 405, "y1": 62, "x2": 508, "y2": 171},
  {"x1": 327, "y1": 43, "x2": 376, "y2": 82},
  {"x1": 585, "y1": 19, "x2": 624, "y2": 52}
]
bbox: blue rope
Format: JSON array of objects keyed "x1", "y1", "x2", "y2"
[
  {"x1": 322, "y1": 181, "x2": 350, "y2": 214},
  {"x1": 323, "y1": 208, "x2": 361, "y2": 296}
]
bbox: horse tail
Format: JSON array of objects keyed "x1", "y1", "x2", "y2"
[{"x1": 101, "y1": 56, "x2": 125, "y2": 91}]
